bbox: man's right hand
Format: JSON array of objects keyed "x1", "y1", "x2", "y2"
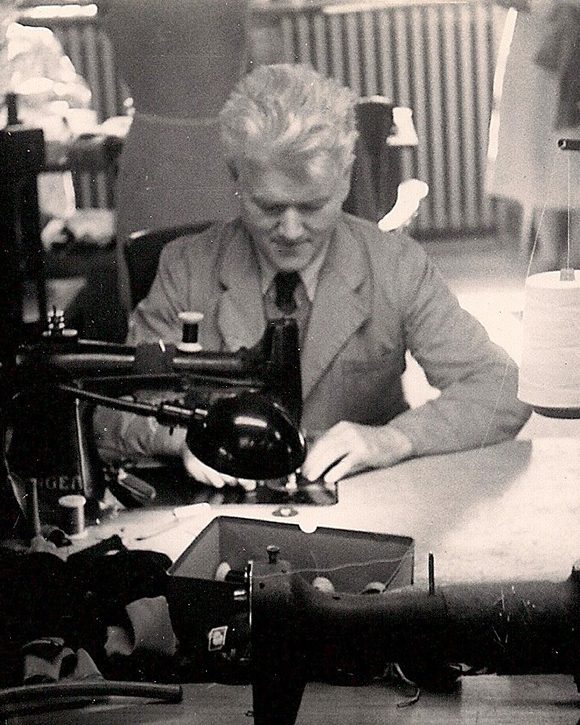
[{"x1": 180, "y1": 442, "x2": 256, "y2": 491}]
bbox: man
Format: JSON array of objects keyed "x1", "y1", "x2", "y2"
[{"x1": 95, "y1": 64, "x2": 530, "y2": 488}]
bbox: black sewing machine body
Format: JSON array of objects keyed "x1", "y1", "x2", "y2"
[
  {"x1": 3, "y1": 317, "x2": 312, "y2": 531},
  {"x1": 192, "y1": 548, "x2": 580, "y2": 725}
]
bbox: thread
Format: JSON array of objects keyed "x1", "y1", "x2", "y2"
[
  {"x1": 518, "y1": 270, "x2": 580, "y2": 414},
  {"x1": 58, "y1": 494, "x2": 87, "y2": 539},
  {"x1": 177, "y1": 311, "x2": 203, "y2": 353}
]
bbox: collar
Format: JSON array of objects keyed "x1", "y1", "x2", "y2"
[{"x1": 253, "y1": 237, "x2": 332, "y2": 303}]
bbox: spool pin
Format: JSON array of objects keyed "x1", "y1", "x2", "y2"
[{"x1": 177, "y1": 311, "x2": 203, "y2": 353}]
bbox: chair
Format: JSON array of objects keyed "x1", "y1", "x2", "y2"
[{"x1": 123, "y1": 222, "x2": 212, "y2": 308}]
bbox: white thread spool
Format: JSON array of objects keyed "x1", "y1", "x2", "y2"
[
  {"x1": 58, "y1": 494, "x2": 87, "y2": 539},
  {"x1": 177, "y1": 311, "x2": 203, "y2": 353},
  {"x1": 518, "y1": 270, "x2": 580, "y2": 414}
]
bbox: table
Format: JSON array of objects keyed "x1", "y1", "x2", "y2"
[
  {"x1": 8, "y1": 437, "x2": 580, "y2": 723},
  {"x1": 100, "y1": 436, "x2": 580, "y2": 586},
  {"x1": 8, "y1": 676, "x2": 579, "y2": 724}
]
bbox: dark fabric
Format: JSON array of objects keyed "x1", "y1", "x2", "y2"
[
  {"x1": 274, "y1": 271, "x2": 300, "y2": 314},
  {"x1": 0, "y1": 544, "x2": 171, "y2": 687}
]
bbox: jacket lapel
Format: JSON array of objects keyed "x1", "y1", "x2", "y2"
[
  {"x1": 216, "y1": 228, "x2": 266, "y2": 351},
  {"x1": 301, "y1": 221, "x2": 371, "y2": 399},
  {"x1": 214, "y1": 219, "x2": 372, "y2": 398}
]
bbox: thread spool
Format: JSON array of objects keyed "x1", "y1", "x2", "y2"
[
  {"x1": 312, "y1": 576, "x2": 335, "y2": 595},
  {"x1": 177, "y1": 311, "x2": 203, "y2": 353},
  {"x1": 361, "y1": 581, "x2": 386, "y2": 595},
  {"x1": 518, "y1": 270, "x2": 580, "y2": 416},
  {"x1": 58, "y1": 494, "x2": 87, "y2": 539},
  {"x1": 215, "y1": 561, "x2": 232, "y2": 582}
]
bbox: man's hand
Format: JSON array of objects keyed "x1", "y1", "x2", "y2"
[
  {"x1": 180, "y1": 442, "x2": 257, "y2": 491},
  {"x1": 301, "y1": 421, "x2": 414, "y2": 484}
]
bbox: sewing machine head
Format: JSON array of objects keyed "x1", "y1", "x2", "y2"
[
  {"x1": 3, "y1": 317, "x2": 315, "y2": 532},
  {"x1": 191, "y1": 545, "x2": 580, "y2": 725}
]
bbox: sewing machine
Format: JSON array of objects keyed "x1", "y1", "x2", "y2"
[
  {"x1": 2, "y1": 305, "x2": 579, "y2": 725},
  {"x1": 4, "y1": 314, "x2": 335, "y2": 536}
]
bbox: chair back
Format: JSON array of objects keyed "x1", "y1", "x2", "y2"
[{"x1": 124, "y1": 222, "x2": 211, "y2": 307}]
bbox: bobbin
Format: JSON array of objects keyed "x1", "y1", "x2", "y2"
[{"x1": 177, "y1": 311, "x2": 203, "y2": 353}]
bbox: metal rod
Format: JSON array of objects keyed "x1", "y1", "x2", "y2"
[{"x1": 558, "y1": 138, "x2": 580, "y2": 151}]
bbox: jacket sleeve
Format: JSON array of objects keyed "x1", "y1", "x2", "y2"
[
  {"x1": 94, "y1": 239, "x2": 194, "y2": 462},
  {"x1": 386, "y1": 241, "x2": 531, "y2": 456},
  {"x1": 126, "y1": 238, "x2": 194, "y2": 346}
]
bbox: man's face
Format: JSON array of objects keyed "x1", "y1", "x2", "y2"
[{"x1": 236, "y1": 156, "x2": 351, "y2": 272}]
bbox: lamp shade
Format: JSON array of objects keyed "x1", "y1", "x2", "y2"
[
  {"x1": 518, "y1": 270, "x2": 580, "y2": 417},
  {"x1": 186, "y1": 391, "x2": 307, "y2": 479}
]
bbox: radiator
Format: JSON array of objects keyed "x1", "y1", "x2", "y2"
[{"x1": 274, "y1": 0, "x2": 503, "y2": 236}]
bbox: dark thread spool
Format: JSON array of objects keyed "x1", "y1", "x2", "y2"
[
  {"x1": 178, "y1": 311, "x2": 203, "y2": 352},
  {"x1": 58, "y1": 494, "x2": 87, "y2": 539}
]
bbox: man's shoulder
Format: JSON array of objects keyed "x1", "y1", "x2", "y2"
[
  {"x1": 341, "y1": 213, "x2": 428, "y2": 265},
  {"x1": 161, "y1": 219, "x2": 240, "y2": 264}
]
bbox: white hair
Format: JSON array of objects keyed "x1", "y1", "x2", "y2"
[{"x1": 219, "y1": 64, "x2": 358, "y2": 175}]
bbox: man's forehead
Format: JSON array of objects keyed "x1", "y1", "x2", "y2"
[{"x1": 249, "y1": 180, "x2": 341, "y2": 211}]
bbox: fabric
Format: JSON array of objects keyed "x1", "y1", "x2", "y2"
[
  {"x1": 23, "y1": 640, "x2": 102, "y2": 684},
  {"x1": 489, "y1": 0, "x2": 580, "y2": 210},
  {"x1": 104, "y1": 596, "x2": 178, "y2": 658},
  {"x1": 94, "y1": 214, "x2": 530, "y2": 461},
  {"x1": 0, "y1": 545, "x2": 173, "y2": 687}
]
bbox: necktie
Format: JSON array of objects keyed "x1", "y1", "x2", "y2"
[{"x1": 274, "y1": 271, "x2": 300, "y2": 315}]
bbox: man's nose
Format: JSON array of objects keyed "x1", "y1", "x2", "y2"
[{"x1": 277, "y1": 207, "x2": 304, "y2": 240}]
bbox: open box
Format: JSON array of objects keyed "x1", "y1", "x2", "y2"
[{"x1": 167, "y1": 516, "x2": 414, "y2": 654}]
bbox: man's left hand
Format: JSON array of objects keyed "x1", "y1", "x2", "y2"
[{"x1": 301, "y1": 421, "x2": 414, "y2": 483}]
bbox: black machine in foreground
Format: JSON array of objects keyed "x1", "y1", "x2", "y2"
[
  {"x1": 210, "y1": 550, "x2": 580, "y2": 725},
  {"x1": 3, "y1": 316, "x2": 309, "y2": 529}
]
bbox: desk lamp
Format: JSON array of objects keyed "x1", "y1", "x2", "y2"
[{"x1": 517, "y1": 139, "x2": 580, "y2": 417}]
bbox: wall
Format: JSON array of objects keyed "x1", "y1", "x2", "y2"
[{"x1": 18, "y1": 1, "x2": 506, "y2": 235}]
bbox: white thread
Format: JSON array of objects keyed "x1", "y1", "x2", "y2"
[{"x1": 518, "y1": 271, "x2": 580, "y2": 410}]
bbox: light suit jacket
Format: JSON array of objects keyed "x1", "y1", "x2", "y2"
[{"x1": 117, "y1": 214, "x2": 530, "y2": 458}]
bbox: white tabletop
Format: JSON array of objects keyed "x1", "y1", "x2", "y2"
[{"x1": 94, "y1": 437, "x2": 580, "y2": 586}]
